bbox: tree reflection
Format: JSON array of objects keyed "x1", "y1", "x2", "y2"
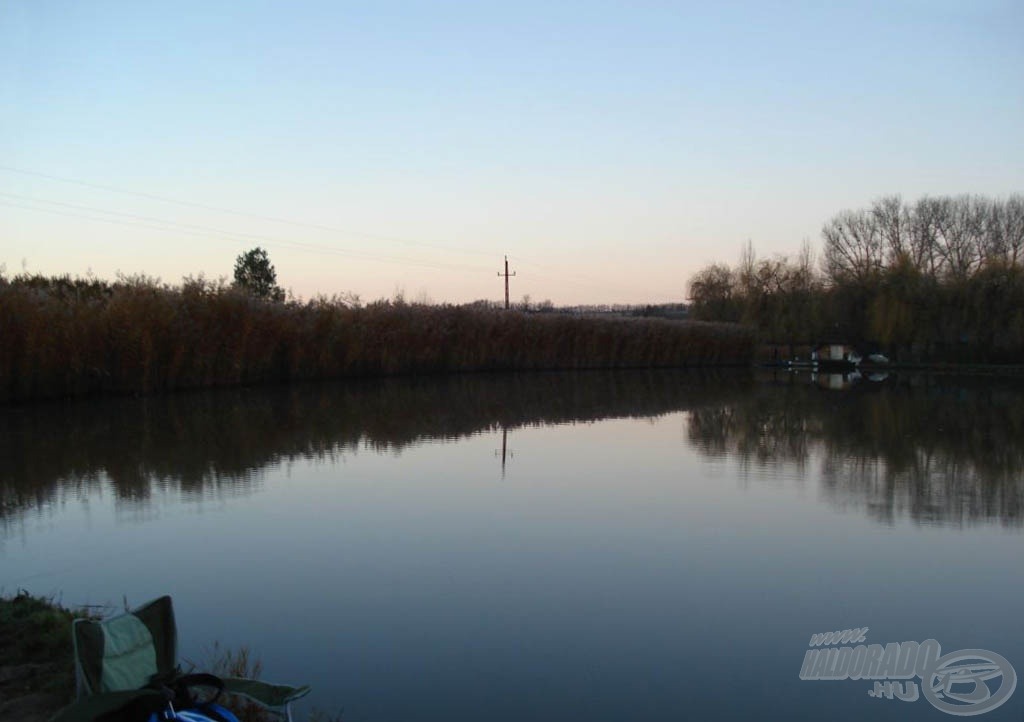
[
  {"x1": 688, "y1": 373, "x2": 1024, "y2": 527},
  {"x1": 5, "y1": 370, "x2": 1021, "y2": 531}
]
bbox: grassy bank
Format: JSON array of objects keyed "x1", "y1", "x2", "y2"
[
  {"x1": 0, "y1": 593, "x2": 95, "y2": 722},
  {"x1": 0, "y1": 274, "x2": 753, "y2": 403}
]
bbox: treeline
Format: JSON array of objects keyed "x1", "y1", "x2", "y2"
[
  {"x1": 463, "y1": 298, "x2": 689, "y2": 319},
  {"x1": 0, "y1": 273, "x2": 752, "y2": 403},
  {"x1": 688, "y1": 194, "x2": 1024, "y2": 362}
]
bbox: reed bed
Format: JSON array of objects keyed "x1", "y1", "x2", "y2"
[{"x1": 0, "y1": 274, "x2": 753, "y2": 402}]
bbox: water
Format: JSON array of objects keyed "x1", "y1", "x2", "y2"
[{"x1": 2, "y1": 370, "x2": 1022, "y2": 721}]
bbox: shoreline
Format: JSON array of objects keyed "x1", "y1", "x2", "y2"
[
  {"x1": 0, "y1": 594, "x2": 88, "y2": 722},
  {"x1": 759, "y1": 361, "x2": 1024, "y2": 377},
  {"x1": 1, "y1": 275, "x2": 752, "y2": 404}
]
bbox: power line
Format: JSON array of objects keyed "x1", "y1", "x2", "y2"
[
  {"x1": 0, "y1": 164, "x2": 686, "y2": 303},
  {"x1": 0, "y1": 191, "x2": 493, "y2": 272},
  {"x1": 0, "y1": 163, "x2": 497, "y2": 259},
  {"x1": 507, "y1": 253, "x2": 681, "y2": 302},
  {"x1": 0, "y1": 191, "x2": 300, "y2": 245},
  {"x1": 0, "y1": 200, "x2": 496, "y2": 275}
]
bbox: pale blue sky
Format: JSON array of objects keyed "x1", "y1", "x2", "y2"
[{"x1": 2, "y1": 1, "x2": 1021, "y2": 304}]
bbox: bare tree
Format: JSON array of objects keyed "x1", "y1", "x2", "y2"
[
  {"x1": 736, "y1": 239, "x2": 757, "y2": 293},
  {"x1": 1006, "y1": 195, "x2": 1024, "y2": 267},
  {"x1": 822, "y1": 209, "x2": 885, "y2": 283},
  {"x1": 871, "y1": 195, "x2": 911, "y2": 265},
  {"x1": 986, "y1": 195, "x2": 1024, "y2": 267},
  {"x1": 790, "y1": 239, "x2": 819, "y2": 294},
  {"x1": 908, "y1": 197, "x2": 944, "y2": 277},
  {"x1": 932, "y1": 196, "x2": 985, "y2": 281}
]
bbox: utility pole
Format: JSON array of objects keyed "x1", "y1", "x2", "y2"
[{"x1": 498, "y1": 255, "x2": 516, "y2": 310}]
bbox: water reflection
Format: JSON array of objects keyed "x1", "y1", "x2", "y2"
[
  {"x1": 689, "y1": 371, "x2": 1024, "y2": 527},
  {"x1": 3, "y1": 370, "x2": 1022, "y2": 532},
  {"x1": 0, "y1": 371, "x2": 744, "y2": 528}
]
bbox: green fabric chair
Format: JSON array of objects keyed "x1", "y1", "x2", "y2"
[{"x1": 51, "y1": 595, "x2": 310, "y2": 722}]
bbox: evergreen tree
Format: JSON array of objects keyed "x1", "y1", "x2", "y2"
[{"x1": 233, "y1": 247, "x2": 284, "y2": 301}]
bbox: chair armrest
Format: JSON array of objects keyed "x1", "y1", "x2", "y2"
[{"x1": 222, "y1": 677, "x2": 312, "y2": 708}]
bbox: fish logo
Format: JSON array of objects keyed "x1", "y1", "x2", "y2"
[{"x1": 922, "y1": 649, "x2": 1017, "y2": 717}]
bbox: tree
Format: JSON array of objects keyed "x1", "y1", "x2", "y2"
[
  {"x1": 821, "y1": 209, "x2": 885, "y2": 283},
  {"x1": 233, "y1": 247, "x2": 284, "y2": 301},
  {"x1": 871, "y1": 195, "x2": 910, "y2": 266},
  {"x1": 985, "y1": 195, "x2": 1024, "y2": 267},
  {"x1": 931, "y1": 195, "x2": 985, "y2": 281},
  {"x1": 688, "y1": 263, "x2": 738, "y2": 321}
]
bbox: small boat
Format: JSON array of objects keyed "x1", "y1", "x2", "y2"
[
  {"x1": 812, "y1": 342, "x2": 859, "y2": 371},
  {"x1": 814, "y1": 370, "x2": 862, "y2": 390},
  {"x1": 781, "y1": 343, "x2": 888, "y2": 373}
]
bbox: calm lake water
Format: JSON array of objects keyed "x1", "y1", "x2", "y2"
[{"x1": 2, "y1": 370, "x2": 1022, "y2": 721}]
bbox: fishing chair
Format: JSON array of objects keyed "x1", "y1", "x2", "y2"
[{"x1": 52, "y1": 595, "x2": 310, "y2": 722}]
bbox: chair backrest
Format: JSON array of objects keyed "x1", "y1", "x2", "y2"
[{"x1": 73, "y1": 595, "x2": 179, "y2": 697}]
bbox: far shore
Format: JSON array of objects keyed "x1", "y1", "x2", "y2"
[{"x1": 0, "y1": 274, "x2": 753, "y2": 404}]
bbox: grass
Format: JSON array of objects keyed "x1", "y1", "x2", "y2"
[
  {"x1": 196, "y1": 642, "x2": 343, "y2": 722},
  {"x1": 0, "y1": 592, "x2": 85, "y2": 686},
  {"x1": 192, "y1": 642, "x2": 273, "y2": 722},
  {"x1": 0, "y1": 592, "x2": 100, "y2": 720},
  {"x1": 0, "y1": 273, "x2": 753, "y2": 403}
]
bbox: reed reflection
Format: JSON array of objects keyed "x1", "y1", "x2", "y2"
[
  {"x1": 688, "y1": 372, "x2": 1024, "y2": 527},
  {"x1": 5, "y1": 370, "x2": 1021, "y2": 533},
  {"x1": 0, "y1": 370, "x2": 743, "y2": 528}
]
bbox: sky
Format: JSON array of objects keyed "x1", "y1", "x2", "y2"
[{"x1": 1, "y1": 1, "x2": 1022, "y2": 306}]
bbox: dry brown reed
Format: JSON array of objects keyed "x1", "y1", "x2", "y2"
[{"x1": 0, "y1": 273, "x2": 753, "y2": 402}]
